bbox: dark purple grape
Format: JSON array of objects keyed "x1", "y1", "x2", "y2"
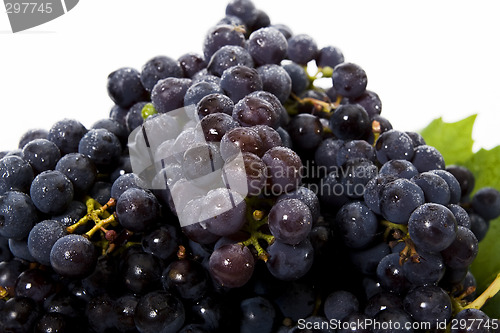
[
  {"x1": 233, "y1": 95, "x2": 279, "y2": 128},
  {"x1": 472, "y1": 187, "x2": 500, "y2": 220},
  {"x1": 336, "y1": 201, "x2": 379, "y2": 249},
  {"x1": 446, "y1": 165, "x2": 475, "y2": 198},
  {"x1": 30, "y1": 170, "x2": 74, "y2": 215},
  {"x1": 447, "y1": 204, "x2": 471, "y2": 229},
  {"x1": 0, "y1": 191, "x2": 38, "y2": 240},
  {"x1": 116, "y1": 188, "x2": 160, "y2": 232},
  {"x1": 240, "y1": 296, "x2": 276, "y2": 333},
  {"x1": 203, "y1": 24, "x2": 246, "y2": 61},
  {"x1": 429, "y1": 169, "x2": 461, "y2": 204},
  {"x1": 207, "y1": 45, "x2": 254, "y2": 77},
  {"x1": 151, "y1": 77, "x2": 192, "y2": 113},
  {"x1": 209, "y1": 243, "x2": 255, "y2": 288},
  {"x1": 220, "y1": 65, "x2": 263, "y2": 103},
  {"x1": 266, "y1": 238, "x2": 314, "y2": 281},
  {"x1": 316, "y1": 45, "x2": 344, "y2": 69},
  {"x1": 78, "y1": 129, "x2": 122, "y2": 172},
  {"x1": 256, "y1": 64, "x2": 292, "y2": 103},
  {"x1": 248, "y1": 27, "x2": 288, "y2": 66},
  {"x1": 347, "y1": 90, "x2": 382, "y2": 118},
  {"x1": 125, "y1": 101, "x2": 147, "y2": 132},
  {"x1": 220, "y1": 127, "x2": 265, "y2": 160},
  {"x1": 282, "y1": 62, "x2": 309, "y2": 95},
  {"x1": 451, "y1": 308, "x2": 491, "y2": 333},
  {"x1": 184, "y1": 81, "x2": 223, "y2": 107},
  {"x1": 252, "y1": 124, "x2": 282, "y2": 152},
  {"x1": 86, "y1": 294, "x2": 116, "y2": 333},
  {"x1": 225, "y1": 0, "x2": 257, "y2": 26},
  {"x1": 27, "y1": 220, "x2": 67, "y2": 266},
  {"x1": 178, "y1": 53, "x2": 207, "y2": 78},
  {"x1": 403, "y1": 285, "x2": 452, "y2": 329},
  {"x1": 50, "y1": 234, "x2": 97, "y2": 278},
  {"x1": 0, "y1": 297, "x2": 40, "y2": 333},
  {"x1": 198, "y1": 112, "x2": 240, "y2": 142},
  {"x1": 141, "y1": 55, "x2": 183, "y2": 92},
  {"x1": 330, "y1": 104, "x2": 370, "y2": 140},
  {"x1": 324, "y1": 290, "x2": 359, "y2": 321},
  {"x1": 350, "y1": 242, "x2": 391, "y2": 275},
  {"x1": 113, "y1": 295, "x2": 138, "y2": 333},
  {"x1": 378, "y1": 160, "x2": 418, "y2": 180},
  {"x1": 287, "y1": 113, "x2": 323, "y2": 151},
  {"x1": 364, "y1": 292, "x2": 403, "y2": 318},
  {"x1": 34, "y1": 312, "x2": 71, "y2": 333},
  {"x1": 55, "y1": 153, "x2": 97, "y2": 195},
  {"x1": 262, "y1": 146, "x2": 303, "y2": 195},
  {"x1": 109, "y1": 104, "x2": 129, "y2": 128},
  {"x1": 408, "y1": 203, "x2": 457, "y2": 253},
  {"x1": 332, "y1": 62, "x2": 368, "y2": 99},
  {"x1": 21, "y1": 139, "x2": 60, "y2": 174},
  {"x1": 142, "y1": 224, "x2": 179, "y2": 261},
  {"x1": 287, "y1": 34, "x2": 318, "y2": 65},
  {"x1": 380, "y1": 178, "x2": 425, "y2": 224},
  {"x1": 18, "y1": 128, "x2": 49, "y2": 149},
  {"x1": 0, "y1": 155, "x2": 34, "y2": 195},
  {"x1": 411, "y1": 171, "x2": 451, "y2": 205},
  {"x1": 91, "y1": 118, "x2": 128, "y2": 146},
  {"x1": 223, "y1": 152, "x2": 268, "y2": 196},
  {"x1": 202, "y1": 188, "x2": 247, "y2": 237},
  {"x1": 121, "y1": 252, "x2": 162, "y2": 294},
  {"x1": 14, "y1": 268, "x2": 55, "y2": 303},
  {"x1": 111, "y1": 172, "x2": 147, "y2": 200},
  {"x1": 440, "y1": 226, "x2": 478, "y2": 269},
  {"x1": 402, "y1": 251, "x2": 445, "y2": 286},
  {"x1": 411, "y1": 145, "x2": 445, "y2": 172},
  {"x1": 269, "y1": 198, "x2": 312, "y2": 245},
  {"x1": 197, "y1": 93, "x2": 234, "y2": 119},
  {"x1": 107, "y1": 67, "x2": 148, "y2": 108},
  {"x1": 162, "y1": 259, "x2": 208, "y2": 300},
  {"x1": 375, "y1": 130, "x2": 414, "y2": 164}
]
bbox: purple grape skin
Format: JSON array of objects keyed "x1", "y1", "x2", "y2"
[
  {"x1": 27, "y1": 220, "x2": 67, "y2": 266},
  {"x1": 408, "y1": 203, "x2": 458, "y2": 253},
  {"x1": 268, "y1": 198, "x2": 312, "y2": 245},
  {"x1": 50, "y1": 234, "x2": 97, "y2": 278},
  {"x1": 209, "y1": 243, "x2": 255, "y2": 288},
  {"x1": 262, "y1": 146, "x2": 303, "y2": 195},
  {"x1": 116, "y1": 188, "x2": 160, "y2": 232},
  {"x1": 266, "y1": 238, "x2": 314, "y2": 281}
]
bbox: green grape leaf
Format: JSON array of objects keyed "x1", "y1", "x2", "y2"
[
  {"x1": 421, "y1": 116, "x2": 500, "y2": 318},
  {"x1": 420, "y1": 114, "x2": 476, "y2": 165},
  {"x1": 465, "y1": 146, "x2": 500, "y2": 319}
]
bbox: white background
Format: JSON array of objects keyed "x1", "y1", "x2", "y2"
[{"x1": 1, "y1": 0, "x2": 499, "y2": 152}]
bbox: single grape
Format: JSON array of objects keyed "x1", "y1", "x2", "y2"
[
  {"x1": 55, "y1": 153, "x2": 97, "y2": 195},
  {"x1": 232, "y1": 95, "x2": 279, "y2": 128},
  {"x1": 203, "y1": 24, "x2": 246, "y2": 61},
  {"x1": 142, "y1": 224, "x2": 179, "y2": 261},
  {"x1": 411, "y1": 171, "x2": 451, "y2": 205},
  {"x1": 282, "y1": 62, "x2": 309, "y2": 95},
  {"x1": 134, "y1": 291, "x2": 185, "y2": 333},
  {"x1": 27, "y1": 220, "x2": 67, "y2": 266},
  {"x1": 30, "y1": 170, "x2": 74, "y2": 215},
  {"x1": 225, "y1": 0, "x2": 257, "y2": 26},
  {"x1": 121, "y1": 252, "x2": 161, "y2": 294},
  {"x1": 379, "y1": 178, "x2": 425, "y2": 224},
  {"x1": 220, "y1": 127, "x2": 265, "y2": 160},
  {"x1": 220, "y1": 65, "x2": 263, "y2": 103},
  {"x1": 140, "y1": 55, "x2": 183, "y2": 92},
  {"x1": 256, "y1": 64, "x2": 292, "y2": 103},
  {"x1": 469, "y1": 212, "x2": 489, "y2": 241},
  {"x1": 347, "y1": 90, "x2": 382, "y2": 118},
  {"x1": 471, "y1": 187, "x2": 500, "y2": 220},
  {"x1": 116, "y1": 188, "x2": 160, "y2": 232},
  {"x1": 151, "y1": 77, "x2": 192, "y2": 113},
  {"x1": 375, "y1": 130, "x2": 414, "y2": 164},
  {"x1": 0, "y1": 191, "x2": 38, "y2": 240},
  {"x1": 402, "y1": 250, "x2": 445, "y2": 286},
  {"x1": 198, "y1": 112, "x2": 240, "y2": 142},
  {"x1": 21, "y1": 139, "x2": 60, "y2": 174},
  {"x1": 78, "y1": 128, "x2": 122, "y2": 172},
  {"x1": 287, "y1": 34, "x2": 318, "y2": 65},
  {"x1": 314, "y1": 138, "x2": 344, "y2": 174},
  {"x1": 316, "y1": 45, "x2": 344, "y2": 69},
  {"x1": 18, "y1": 128, "x2": 49, "y2": 149},
  {"x1": 239, "y1": 296, "x2": 276, "y2": 333},
  {"x1": 0, "y1": 155, "x2": 35, "y2": 195},
  {"x1": 447, "y1": 204, "x2": 471, "y2": 229},
  {"x1": 324, "y1": 290, "x2": 359, "y2": 321},
  {"x1": 107, "y1": 67, "x2": 148, "y2": 108},
  {"x1": 451, "y1": 308, "x2": 491, "y2": 333},
  {"x1": 207, "y1": 45, "x2": 254, "y2": 77},
  {"x1": 408, "y1": 203, "x2": 457, "y2": 253},
  {"x1": 376, "y1": 253, "x2": 410, "y2": 294},
  {"x1": 209, "y1": 243, "x2": 255, "y2": 288},
  {"x1": 446, "y1": 165, "x2": 475, "y2": 198},
  {"x1": 287, "y1": 113, "x2": 323, "y2": 151},
  {"x1": 268, "y1": 198, "x2": 312, "y2": 245},
  {"x1": 378, "y1": 160, "x2": 418, "y2": 180},
  {"x1": 262, "y1": 146, "x2": 303, "y2": 195},
  {"x1": 336, "y1": 201, "x2": 379, "y2": 249},
  {"x1": 248, "y1": 27, "x2": 288, "y2": 66},
  {"x1": 162, "y1": 259, "x2": 208, "y2": 300},
  {"x1": 411, "y1": 145, "x2": 445, "y2": 172},
  {"x1": 440, "y1": 226, "x2": 478, "y2": 269},
  {"x1": 14, "y1": 268, "x2": 55, "y2": 302},
  {"x1": 330, "y1": 104, "x2": 371, "y2": 140},
  {"x1": 266, "y1": 238, "x2": 314, "y2": 281},
  {"x1": 364, "y1": 292, "x2": 404, "y2": 318},
  {"x1": 0, "y1": 297, "x2": 40, "y2": 333},
  {"x1": 178, "y1": 53, "x2": 207, "y2": 78},
  {"x1": 332, "y1": 62, "x2": 368, "y2": 99},
  {"x1": 403, "y1": 285, "x2": 452, "y2": 329},
  {"x1": 197, "y1": 93, "x2": 234, "y2": 119},
  {"x1": 201, "y1": 188, "x2": 247, "y2": 237},
  {"x1": 336, "y1": 140, "x2": 376, "y2": 167},
  {"x1": 184, "y1": 81, "x2": 223, "y2": 107},
  {"x1": 50, "y1": 234, "x2": 97, "y2": 278}
]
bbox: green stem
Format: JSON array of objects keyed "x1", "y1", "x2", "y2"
[{"x1": 465, "y1": 273, "x2": 500, "y2": 310}]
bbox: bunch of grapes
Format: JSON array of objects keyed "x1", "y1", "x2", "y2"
[{"x1": 1, "y1": 0, "x2": 500, "y2": 332}]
